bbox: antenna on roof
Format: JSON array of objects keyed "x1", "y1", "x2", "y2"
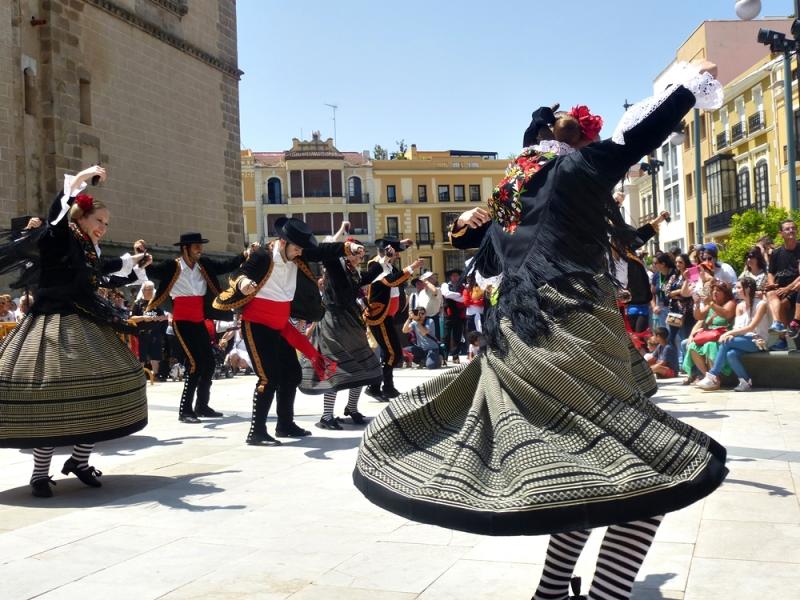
[{"x1": 324, "y1": 103, "x2": 338, "y2": 146}]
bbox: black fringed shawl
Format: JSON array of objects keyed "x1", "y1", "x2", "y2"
[{"x1": 459, "y1": 85, "x2": 696, "y2": 354}]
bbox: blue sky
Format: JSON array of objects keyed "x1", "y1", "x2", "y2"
[{"x1": 237, "y1": 0, "x2": 792, "y2": 157}]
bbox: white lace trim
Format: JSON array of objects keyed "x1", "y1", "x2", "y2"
[
  {"x1": 532, "y1": 140, "x2": 575, "y2": 156},
  {"x1": 611, "y1": 63, "x2": 723, "y2": 145}
]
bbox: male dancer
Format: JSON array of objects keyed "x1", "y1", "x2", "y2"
[
  {"x1": 145, "y1": 233, "x2": 245, "y2": 423},
  {"x1": 363, "y1": 238, "x2": 423, "y2": 400},
  {"x1": 213, "y1": 218, "x2": 364, "y2": 445}
]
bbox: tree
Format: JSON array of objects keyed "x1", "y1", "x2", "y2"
[
  {"x1": 390, "y1": 139, "x2": 408, "y2": 160},
  {"x1": 373, "y1": 144, "x2": 388, "y2": 160},
  {"x1": 718, "y1": 205, "x2": 800, "y2": 272}
]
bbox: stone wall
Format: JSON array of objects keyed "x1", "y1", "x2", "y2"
[{"x1": 2, "y1": 0, "x2": 243, "y2": 255}]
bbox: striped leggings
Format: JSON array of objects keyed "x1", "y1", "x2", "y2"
[
  {"x1": 322, "y1": 387, "x2": 361, "y2": 419},
  {"x1": 31, "y1": 444, "x2": 94, "y2": 482},
  {"x1": 533, "y1": 516, "x2": 663, "y2": 600}
]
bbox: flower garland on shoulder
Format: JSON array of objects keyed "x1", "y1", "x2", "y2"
[{"x1": 488, "y1": 147, "x2": 556, "y2": 234}]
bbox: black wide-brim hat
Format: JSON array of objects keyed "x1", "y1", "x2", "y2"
[
  {"x1": 275, "y1": 217, "x2": 318, "y2": 249},
  {"x1": 175, "y1": 232, "x2": 209, "y2": 246},
  {"x1": 375, "y1": 237, "x2": 407, "y2": 252}
]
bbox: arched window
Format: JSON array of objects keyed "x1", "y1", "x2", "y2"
[
  {"x1": 266, "y1": 177, "x2": 283, "y2": 204},
  {"x1": 736, "y1": 167, "x2": 751, "y2": 209},
  {"x1": 754, "y1": 159, "x2": 769, "y2": 212},
  {"x1": 347, "y1": 176, "x2": 363, "y2": 203}
]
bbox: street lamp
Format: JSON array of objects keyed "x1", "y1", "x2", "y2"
[
  {"x1": 735, "y1": 0, "x2": 762, "y2": 20},
  {"x1": 640, "y1": 156, "x2": 664, "y2": 250}
]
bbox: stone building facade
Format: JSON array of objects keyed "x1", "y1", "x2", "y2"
[{"x1": 1, "y1": 0, "x2": 244, "y2": 257}]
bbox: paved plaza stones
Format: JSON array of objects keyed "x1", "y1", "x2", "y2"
[{"x1": 0, "y1": 368, "x2": 798, "y2": 599}]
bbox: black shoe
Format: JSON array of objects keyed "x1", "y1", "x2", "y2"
[
  {"x1": 246, "y1": 432, "x2": 281, "y2": 446},
  {"x1": 316, "y1": 415, "x2": 343, "y2": 430},
  {"x1": 275, "y1": 423, "x2": 312, "y2": 437},
  {"x1": 30, "y1": 476, "x2": 56, "y2": 498},
  {"x1": 178, "y1": 412, "x2": 201, "y2": 424},
  {"x1": 61, "y1": 458, "x2": 102, "y2": 488},
  {"x1": 382, "y1": 387, "x2": 401, "y2": 399},
  {"x1": 343, "y1": 407, "x2": 368, "y2": 425},
  {"x1": 196, "y1": 407, "x2": 223, "y2": 418},
  {"x1": 363, "y1": 386, "x2": 384, "y2": 400}
]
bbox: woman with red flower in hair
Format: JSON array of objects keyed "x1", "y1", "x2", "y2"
[
  {"x1": 354, "y1": 61, "x2": 728, "y2": 600},
  {"x1": 0, "y1": 165, "x2": 150, "y2": 497}
]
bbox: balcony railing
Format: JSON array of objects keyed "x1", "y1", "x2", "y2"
[
  {"x1": 261, "y1": 193, "x2": 287, "y2": 205},
  {"x1": 731, "y1": 122, "x2": 745, "y2": 143},
  {"x1": 716, "y1": 132, "x2": 728, "y2": 150},
  {"x1": 386, "y1": 231, "x2": 403, "y2": 240},
  {"x1": 638, "y1": 213, "x2": 656, "y2": 226},
  {"x1": 705, "y1": 206, "x2": 749, "y2": 233},
  {"x1": 347, "y1": 193, "x2": 370, "y2": 204},
  {"x1": 416, "y1": 232, "x2": 435, "y2": 248},
  {"x1": 748, "y1": 111, "x2": 765, "y2": 134}
]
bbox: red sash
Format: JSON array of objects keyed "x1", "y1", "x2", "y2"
[
  {"x1": 173, "y1": 296, "x2": 204, "y2": 322},
  {"x1": 387, "y1": 295, "x2": 400, "y2": 317}
]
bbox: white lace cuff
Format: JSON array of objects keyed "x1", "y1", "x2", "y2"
[
  {"x1": 611, "y1": 63, "x2": 723, "y2": 145},
  {"x1": 52, "y1": 174, "x2": 89, "y2": 226}
]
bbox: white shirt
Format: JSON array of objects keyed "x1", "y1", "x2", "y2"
[
  {"x1": 256, "y1": 244, "x2": 297, "y2": 302},
  {"x1": 417, "y1": 285, "x2": 442, "y2": 315},
  {"x1": 440, "y1": 282, "x2": 464, "y2": 303},
  {"x1": 170, "y1": 257, "x2": 207, "y2": 298},
  {"x1": 715, "y1": 262, "x2": 738, "y2": 287}
]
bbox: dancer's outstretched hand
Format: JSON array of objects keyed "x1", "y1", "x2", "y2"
[{"x1": 456, "y1": 207, "x2": 490, "y2": 229}]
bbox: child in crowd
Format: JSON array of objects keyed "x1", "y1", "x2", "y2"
[
  {"x1": 467, "y1": 331, "x2": 486, "y2": 361},
  {"x1": 647, "y1": 327, "x2": 679, "y2": 379}
]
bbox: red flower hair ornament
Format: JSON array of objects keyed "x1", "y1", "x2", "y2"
[
  {"x1": 569, "y1": 105, "x2": 603, "y2": 141},
  {"x1": 75, "y1": 193, "x2": 94, "y2": 213}
]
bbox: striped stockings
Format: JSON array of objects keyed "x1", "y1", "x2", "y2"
[
  {"x1": 533, "y1": 516, "x2": 663, "y2": 600},
  {"x1": 30, "y1": 444, "x2": 95, "y2": 482},
  {"x1": 322, "y1": 387, "x2": 361, "y2": 419}
]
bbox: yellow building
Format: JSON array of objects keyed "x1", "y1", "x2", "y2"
[
  {"x1": 241, "y1": 133, "x2": 374, "y2": 246},
  {"x1": 372, "y1": 145, "x2": 506, "y2": 277}
]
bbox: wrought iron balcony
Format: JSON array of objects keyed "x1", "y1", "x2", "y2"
[
  {"x1": 347, "y1": 192, "x2": 370, "y2": 204},
  {"x1": 716, "y1": 132, "x2": 728, "y2": 150},
  {"x1": 261, "y1": 193, "x2": 287, "y2": 205},
  {"x1": 705, "y1": 206, "x2": 750, "y2": 233},
  {"x1": 731, "y1": 122, "x2": 745, "y2": 143},
  {"x1": 748, "y1": 111, "x2": 765, "y2": 134},
  {"x1": 416, "y1": 232, "x2": 435, "y2": 248}
]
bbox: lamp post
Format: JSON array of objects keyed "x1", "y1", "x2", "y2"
[
  {"x1": 694, "y1": 110, "x2": 704, "y2": 244},
  {"x1": 737, "y1": 0, "x2": 800, "y2": 211},
  {"x1": 640, "y1": 156, "x2": 664, "y2": 250}
]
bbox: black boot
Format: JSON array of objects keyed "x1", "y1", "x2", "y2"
[
  {"x1": 30, "y1": 476, "x2": 56, "y2": 498},
  {"x1": 61, "y1": 458, "x2": 103, "y2": 487},
  {"x1": 195, "y1": 370, "x2": 222, "y2": 418},
  {"x1": 245, "y1": 387, "x2": 280, "y2": 446},
  {"x1": 178, "y1": 372, "x2": 201, "y2": 423},
  {"x1": 364, "y1": 385, "x2": 385, "y2": 401},
  {"x1": 343, "y1": 406, "x2": 368, "y2": 425},
  {"x1": 381, "y1": 364, "x2": 400, "y2": 398},
  {"x1": 274, "y1": 384, "x2": 309, "y2": 437}
]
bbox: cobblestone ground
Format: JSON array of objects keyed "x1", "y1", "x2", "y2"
[{"x1": 0, "y1": 366, "x2": 798, "y2": 599}]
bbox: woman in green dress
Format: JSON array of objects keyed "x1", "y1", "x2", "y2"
[{"x1": 682, "y1": 281, "x2": 736, "y2": 381}]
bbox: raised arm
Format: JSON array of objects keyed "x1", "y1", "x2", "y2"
[{"x1": 449, "y1": 207, "x2": 491, "y2": 249}]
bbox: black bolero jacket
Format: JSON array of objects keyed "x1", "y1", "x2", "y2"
[{"x1": 363, "y1": 258, "x2": 410, "y2": 326}]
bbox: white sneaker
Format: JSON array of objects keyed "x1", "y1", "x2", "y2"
[
  {"x1": 695, "y1": 373, "x2": 720, "y2": 390},
  {"x1": 733, "y1": 378, "x2": 752, "y2": 392}
]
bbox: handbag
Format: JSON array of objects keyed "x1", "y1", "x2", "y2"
[
  {"x1": 693, "y1": 327, "x2": 726, "y2": 346},
  {"x1": 665, "y1": 312, "x2": 684, "y2": 328}
]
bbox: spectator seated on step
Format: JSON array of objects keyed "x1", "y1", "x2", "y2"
[{"x1": 647, "y1": 327, "x2": 678, "y2": 379}]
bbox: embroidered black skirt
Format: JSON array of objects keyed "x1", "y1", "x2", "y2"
[
  {"x1": 0, "y1": 313, "x2": 148, "y2": 448},
  {"x1": 353, "y1": 277, "x2": 727, "y2": 536}
]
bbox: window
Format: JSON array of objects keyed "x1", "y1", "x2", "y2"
[
  {"x1": 386, "y1": 216, "x2": 400, "y2": 236},
  {"x1": 266, "y1": 177, "x2": 283, "y2": 204},
  {"x1": 303, "y1": 170, "x2": 330, "y2": 197},
  {"x1": 670, "y1": 185, "x2": 681, "y2": 220},
  {"x1": 469, "y1": 184, "x2": 481, "y2": 202},
  {"x1": 454, "y1": 185, "x2": 465, "y2": 202},
  {"x1": 686, "y1": 173, "x2": 693, "y2": 198},
  {"x1": 438, "y1": 185, "x2": 450, "y2": 202},
  {"x1": 442, "y1": 212, "x2": 460, "y2": 236},
  {"x1": 386, "y1": 185, "x2": 396, "y2": 203},
  {"x1": 419, "y1": 256, "x2": 433, "y2": 272},
  {"x1": 332, "y1": 212, "x2": 344, "y2": 233},
  {"x1": 417, "y1": 216, "x2": 433, "y2": 245},
  {"x1": 290, "y1": 170, "x2": 303, "y2": 197},
  {"x1": 418, "y1": 184, "x2": 427, "y2": 203},
  {"x1": 736, "y1": 167, "x2": 751, "y2": 209},
  {"x1": 754, "y1": 159, "x2": 769, "y2": 212},
  {"x1": 661, "y1": 143, "x2": 671, "y2": 184},
  {"x1": 266, "y1": 214, "x2": 286, "y2": 237},
  {"x1": 444, "y1": 250, "x2": 470, "y2": 272},
  {"x1": 348, "y1": 176, "x2": 363, "y2": 202},
  {"x1": 23, "y1": 68, "x2": 35, "y2": 116},
  {"x1": 705, "y1": 154, "x2": 736, "y2": 215},
  {"x1": 331, "y1": 170, "x2": 342, "y2": 197},
  {"x1": 663, "y1": 186, "x2": 673, "y2": 217},
  {"x1": 79, "y1": 79, "x2": 91, "y2": 125},
  {"x1": 349, "y1": 212, "x2": 368, "y2": 235},
  {"x1": 305, "y1": 213, "x2": 332, "y2": 235}
]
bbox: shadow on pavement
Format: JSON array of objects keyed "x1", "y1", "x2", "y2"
[
  {"x1": 724, "y1": 478, "x2": 794, "y2": 497},
  {"x1": 631, "y1": 572, "x2": 678, "y2": 599},
  {"x1": 726, "y1": 445, "x2": 800, "y2": 463},
  {"x1": 0, "y1": 470, "x2": 246, "y2": 512},
  {"x1": 201, "y1": 414, "x2": 250, "y2": 430},
  {"x1": 664, "y1": 408, "x2": 767, "y2": 420},
  {"x1": 16, "y1": 434, "x2": 223, "y2": 458},
  {"x1": 281, "y1": 434, "x2": 363, "y2": 460}
]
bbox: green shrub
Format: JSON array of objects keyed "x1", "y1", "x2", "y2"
[{"x1": 718, "y1": 206, "x2": 800, "y2": 272}]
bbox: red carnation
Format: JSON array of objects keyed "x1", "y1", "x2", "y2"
[
  {"x1": 75, "y1": 193, "x2": 94, "y2": 212},
  {"x1": 569, "y1": 105, "x2": 604, "y2": 141}
]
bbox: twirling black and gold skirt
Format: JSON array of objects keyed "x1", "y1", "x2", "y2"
[
  {"x1": 353, "y1": 277, "x2": 727, "y2": 536},
  {"x1": 0, "y1": 313, "x2": 148, "y2": 448}
]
